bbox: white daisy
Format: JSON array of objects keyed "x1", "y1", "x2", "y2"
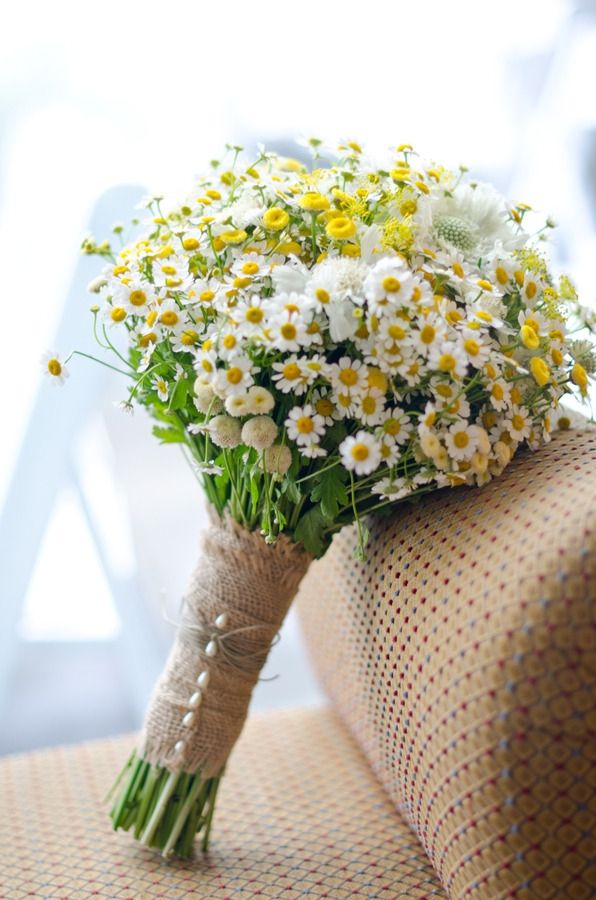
[
  {"x1": 42, "y1": 352, "x2": 69, "y2": 386},
  {"x1": 212, "y1": 356, "x2": 255, "y2": 397},
  {"x1": 328, "y1": 357, "x2": 367, "y2": 396},
  {"x1": 379, "y1": 408, "x2": 413, "y2": 445},
  {"x1": 355, "y1": 388, "x2": 386, "y2": 426},
  {"x1": 153, "y1": 376, "x2": 169, "y2": 402},
  {"x1": 285, "y1": 404, "x2": 326, "y2": 447},
  {"x1": 340, "y1": 431, "x2": 382, "y2": 475},
  {"x1": 444, "y1": 421, "x2": 480, "y2": 461},
  {"x1": 505, "y1": 405, "x2": 532, "y2": 441}
]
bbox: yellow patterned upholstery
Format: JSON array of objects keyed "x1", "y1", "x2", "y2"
[
  {"x1": 0, "y1": 707, "x2": 444, "y2": 899},
  {"x1": 297, "y1": 430, "x2": 596, "y2": 899}
]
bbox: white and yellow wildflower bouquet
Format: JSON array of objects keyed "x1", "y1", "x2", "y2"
[{"x1": 54, "y1": 139, "x2": 594, "y2": 858}]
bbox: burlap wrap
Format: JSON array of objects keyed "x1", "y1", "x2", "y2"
[{"x1": 139, "y1": 510, "x2": 312, "y2": 778}]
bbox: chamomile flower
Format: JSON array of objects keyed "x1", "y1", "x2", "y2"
[
  {"x1": 285, "y1": 404, "x2": 326, "y2": 447},
  {"x1": 487, "y1": 378, "x2": 512, "y2": 411},
  {"x1": 355, "y1": 387, "x2": 386, "y2": 426},
  {"x1": 311, "y1": 389, "x2": 339, "y2": 425},
  {"x1": 505, "y1": 405, "x2": 532, "y2": 441},
  {"x1": 364, "y1": 258, "x2": 414, "y2": 314},
  {"x1": 339, "y1": 431, "x2": 381, "y2": 475},
  {"x1": 444, "y1": 421, "x2": 479, "y2": 461},
  {"x1": 42, "y1": 352, "x2": 69, "y2": 386},
  {"x1": 153, "y1": 376, "x2": 169, "y2": 402},
  {"x1": 379, "y1": 408, "x2": 412, "y2": 445},
  {"x1": 212, "y1": 356, "x2": 255, "y2": 397},
  {"x1": 371, "y1": 475, "x2": 413, "y2": 501},
  {"x1": 272, "y1": 356, "x2": 309, "y2": 395},
  {"x1": 328, "y1": 357, "x2": 367, "y2": 396}
]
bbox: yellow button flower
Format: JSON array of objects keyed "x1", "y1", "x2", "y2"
[
  {"x1": 326, "y1": 216, "x2": 357, "y2": 240},
  {"x1": 520, "y1": 325, "x2": 540, "y2": 350},
  {"x1": 571, "y1": 362, "x2": 589, "y2": 394},
  {"x1": 262, "y1": 207, "x2": 290, "y2": 231},
  {"x1": 298, "y1": 192, "x2": 330, "y2": 212},
  {"x1": 530, "y1": 356, "x2": 550, "y2": 387}
]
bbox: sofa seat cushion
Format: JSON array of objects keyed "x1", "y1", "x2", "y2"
[{"x1": 0, "y1": 706, "x2": 445, "y2": 899}]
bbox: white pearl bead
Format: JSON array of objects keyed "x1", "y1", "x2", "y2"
[
  {"x1": 215, "y1": 612, "x2": 228, "y2": 629},
  {"x1": 197, "y1": 671, "x2": 210, "y2": 689},
  {"x1": 182, "y1": 711, "x2": 195, "y2": 727},
  {"x1": 188, "y1": 691, "x2": 202, "y2": 709},
  {"x1": 174, "y1": 740, "x2": 186, "y2": 752},
  {"x1": 205, "y1": 639, "x2": 218, "y2": 658}
]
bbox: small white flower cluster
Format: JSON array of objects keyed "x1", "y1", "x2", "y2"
[{"x1": 74, "y1": 140, "x2": 592, "y2": 552}]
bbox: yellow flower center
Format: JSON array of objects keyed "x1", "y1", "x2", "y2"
[
  {"x1": 495, "y1": 265, "x2": 509, "y2": 285},
  {"x1": 388, "y1": 324, "x2": 406, "y2": 340},
  {"x1": 382, "y1": 276, "x2": 401, "y2": 293},
  {"x1": 283, "y1": 363, "x2": 301, "y2": 380},
  {"x1": 182, "y1": 237, "x2": 200, "y2": 251},
  {"x1": 438, "y1": 353, "x2": 456, "y2": 372},
  {"x1": 452, "y1": 262, "x2": 465, "y2": 278},
  {"x1": 226, "y1": 367, "x2": 243, "y2": 384},
  {"x1": 180, "y1": 329, "x2": 199, "y2": 346},
  {"x1": 420, "y1": 324, "x2": 435, "y2": 345},
  {"x1": 477, "y1": 279, "x2": 493, "y2": 292},
  {"x1": 383, "y1": 419, "x2": 401, "y2": 436},
  {"x1": 47, "y1": 358, "x2": 62, "y2": 376},
  {"x1": 316, "y1": 398, "x2": 334, "y2": 417},
  {"x1": 280, "y1": 323, "x2": 297, "y2": 340},
  {"x1": 453, "y1": 431, "x2": 469, "y2": 449},
  {"x1": 525, "y1": 281, "x2": 537, "y2": 300},
  {"x1": 492, "y1": 384, "x2": 504, "y2": 401},
  {"x1": 315, "y1": 288, "x2": 330, "y2": 304},
  {"x1": 160, "y1": 310, "x2": 179, "y2": 326},
  {"x1": 351, "y1": 443, "x2": 370, "y2": 462},
  {"x1": 551, "y1": 348, "x2": 563, "y2": 366},
  {"x1": 129, "y1": 290, "x2": 147, "y2": 307},
  {"x1": 445, "y1": 309, "x2": 463, "y2": 326},
  {"x1": 242, "y1": 261, "x2": 260, "y2": 275},
  {"x1": 139, "y1": 332, "x2": 157, "y2": 347},
  {"x1": 296, "y1": 416, "x2": 314, "y2": 434},
  {"x1": 200, "y1": 290, "x2": 215, "y2": 303},
  {"x1": 464, "y1": 338, "x2": 480, "y2": 357},
  {"x1": 511, "y1": 414, "x2": 525, "y2": 431},
  {"x1": 246, "y1": 307, "x2": 264, "y2": 324},
  {"x1": 435, "y1": 383, "x2": 453, "y2": 398},
  {"x1": 111, "y1": 307, "x2": 127, "y2": 322},
  {"x1": 339, "y1": 368, "x2": 359, "y2": 386},
  {"x1": 222, "y1": 334, "x2": 237, "y2": 349},
  {"x1": 530, "y1": 356, "x2": 550, "y2": 387},
  {"x1": 361, "y1": 395, "x2": 377, "y2": 414}
]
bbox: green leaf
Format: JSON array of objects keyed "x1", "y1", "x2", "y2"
[
  {"x1": 152, "y1": 425, "x2": 185, "y2": 444},
  {"x1": 293, "y1": 506, "x2": 327, "y2": 557},
  {"x1": 283, "y1": 477, "x2": 301, "y2": 504},
  {"x1": 169, "y1": 379, "x2": 190, "y2": 411},
  {"x1": 310, "y1": 464, "x2": 349, "y2": 521}
]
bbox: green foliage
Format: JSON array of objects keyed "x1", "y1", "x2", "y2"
[
  {"x1": 293, "y1": 506, "x2": 328, "y2": 557},
  {"x1": 310, "y1": 464, "x2": 349, "y2": 521}
]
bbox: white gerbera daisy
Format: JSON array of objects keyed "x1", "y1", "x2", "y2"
[{"x1": 340, "y1": 431, "x2": 381, "y2": 475}]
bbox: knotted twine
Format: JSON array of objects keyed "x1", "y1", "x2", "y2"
[{"x1": 139, "y1": 509, "x2": 312, "y2": 778}]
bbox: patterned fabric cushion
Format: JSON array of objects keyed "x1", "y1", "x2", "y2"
[
  {"x1": 0, "y1": 706, "x2": 444, "y2": 899},
  {"x1": 297, "y1": 430, "x2": 596, "y2": 899}
]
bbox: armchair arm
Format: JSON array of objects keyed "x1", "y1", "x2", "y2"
[{"x1": 297, "y1": 430, "x2": 596, "y2": 898}]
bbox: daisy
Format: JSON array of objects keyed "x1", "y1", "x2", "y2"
[
  {"x1": 363, "y1": 258, "x2": 414, "y2": 314},
  {"x1": 378, "y1": 436, "x2": 399, "y2": 467},
  {"x1": 42, "y1": 351, "x2": 69, "y2": 386},
  {"x1": 487, "y1": 378, "x2": 512, "y2": 412},
  {"x1": 379, "y1": 408, "x2": 412, "y2": 445},
  {"x1": 412, "y1": 314, "x2": 447, "y2": 356},
  {"x1": 311, "y1": 389, "x2": 340, "y2": 426},
  {"x1": 156, "y1": 299, "x2": 184, "y2": 331},
  {"x1": 272, "y1": 356, "x2": 309, "y2": 395},
  {"x1": 355, "y1": 388, "x2": 386, "y2": 426},
  {"x1": 285, "y1": 404, "x2": 326, "y2": 447},
  {"x1": 153, "y1": 376, "x2": 169, "y2": 402},
  {"x1": 328, "y1": 357, "x2": 367, "y2": 396},
  {"x1": 117, "y1": 279, "x2": 157, "y2": 313},
  {"x1": 268, "y1": 311, "x2": 310, "y2": 353},
  {"x1": 429, "y1": 340, "x2": 468, "y2": 379},
  {"x1": 461, "y1": 329, "x2": 491, "y2": 369},
  {"x1": 212, "y1": 356, "x2": 255, "y2": 397},
  {"x1": 444, "y1": 420, "x2": 480, "y2": 461},
  {"x1": 340, "y1": 431, "x2": 382, "y2": 475},
  {"x1": 371, "y1": 475, "x2": 413, "y2": 501},
  {"x1": 505, "y1": 405, "x2": 532, "y2": 441},
  {"x1": 234, "y1": 298, "x2": 267, "y2": 336}
]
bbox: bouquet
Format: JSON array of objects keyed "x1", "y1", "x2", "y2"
[{"x1": 48, "y1": 139, "x2": 594, "y2": 858}]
